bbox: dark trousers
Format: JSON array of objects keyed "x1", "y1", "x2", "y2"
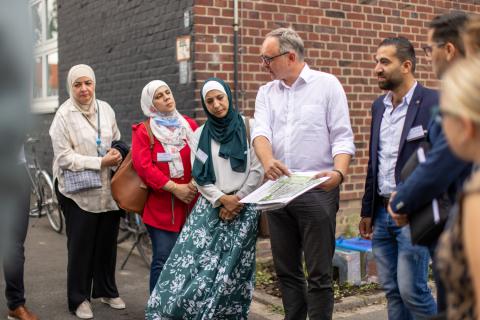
[
  {"x1": 268, "y1": 188, "x2": 339, "y2": 320},
  {"x1": 146, "y1": 225, "x2": 179, "y2": 294},
  {"x1": 2, "y1": 167, "x2": 29, "y2": 310},
  {"x1": 56, "y1": 185, "x2": 121, "y2": 312}
]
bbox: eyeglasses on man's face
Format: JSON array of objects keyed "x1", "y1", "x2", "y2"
[
  {"x1": 422, "y1": 42, "x2": 446, "y2": 57},
  {"x1": 260, "y1": 52, "x2": 289, "y2": 65}
]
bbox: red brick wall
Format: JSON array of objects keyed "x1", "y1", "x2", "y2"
[{"x1": 193, "y1": 0, "x2": 480, "y2": 232}]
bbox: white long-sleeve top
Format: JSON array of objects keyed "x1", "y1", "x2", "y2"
[
  {"x1": 191, "y1": 118, "x2": 264, "y2": 208},
  {"x1": 252, "y1": 64, "x2": 355, "y2": 172}
]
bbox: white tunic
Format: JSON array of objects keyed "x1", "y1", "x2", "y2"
[{"x1": 191, "y1": 118, "x2": 264, "y2": 207}]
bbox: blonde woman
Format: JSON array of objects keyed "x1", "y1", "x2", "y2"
[{"x1": 436, "y1": 55, "x2": 480, "y2": 319}]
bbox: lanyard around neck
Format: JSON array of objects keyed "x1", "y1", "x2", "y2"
[
  {"x1": 79, "y1": 100, "x2": 102, "y2": 152},
  {"x1": 95, "y1": 100, "x2": 101, "y2": 148}
]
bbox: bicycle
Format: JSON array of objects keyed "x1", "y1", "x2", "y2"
[
  {"x1": 117, "y1": 212, "x2": 152, "y2": 269},
  {"x1": 25, "y1": 137, "x2": 63, "y2": 233}
]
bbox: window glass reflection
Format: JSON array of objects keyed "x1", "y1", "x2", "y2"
[
  {"x1": 47, "y1": 53, "x2": 58, "y2": 96},
  {"x1": 32, "y1": 2, "x2": 43, "y2": 46},
  {"x1": 47, "y1": 0, "x2": 57, "y2": 40},
  {"x1": 34, "y1": 57, "x2": 43, "y2": 98},
  {"x1": 31, "y1": 0, "x2": 59, "y2": 106}
]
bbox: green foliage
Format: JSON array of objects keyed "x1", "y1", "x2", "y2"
[
  {"x1": 334, "y1": 281, "x2": 380, "y2": 300},
  {"x1": 269, "y1": 305, "x2": 285, "y2": 315},
  {"x1": 256, "y1": 260, "x2": 381, "y2": 304},
  {"x1": 342, "y1": 223, "x2": 358, "y2": 238},
  {"x1": 256, "y1": 269, "x2": 274, "y2": 286}
]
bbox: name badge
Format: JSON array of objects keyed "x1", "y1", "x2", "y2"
[
  {"x1": 157, "y1": 152, "x2": 173, "y2": 162},
  {"x1": 196, "y1": 149, "x2": 208, "y2": 164},
  {"x1": 406, "y1": 125, "x2": 425, "y2": 141}
]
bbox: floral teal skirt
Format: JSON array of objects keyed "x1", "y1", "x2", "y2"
[{"x1": 145, "y1": 195, "x2": 260, "y2": 320}]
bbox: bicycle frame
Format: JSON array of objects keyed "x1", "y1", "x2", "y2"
[
  {"x1": 25, "y1": 160, "x2": 42, "y2": 216},
  {"x1": 25, "y1": 137, "x2": 63, "y2": 233},
  {"x1": 118, "y1": 212, "x2": 152, "y2": 269}
]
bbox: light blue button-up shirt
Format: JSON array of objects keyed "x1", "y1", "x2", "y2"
[{"x1": 377, "y1": 82, "x2": 417, "y2": 196}]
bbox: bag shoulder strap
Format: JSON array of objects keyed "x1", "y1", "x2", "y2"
[
  {"x1": 143, "y1": 120, "x2": 155, "y2": 150},
  {"x1": 244, "y1": 116, "x2": 251, "y2": 147}
]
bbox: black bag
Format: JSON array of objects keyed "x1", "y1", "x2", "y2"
[{"x1": 400, "y1": 141, "x2": 450, "y2": 246}]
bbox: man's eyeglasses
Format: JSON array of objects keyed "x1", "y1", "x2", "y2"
[
  {"x1": 260, "y1": 52, "x2": 289, "y2": 65},
  {"x1": 422, "y1": 42, "x2": 446, "y2": 57}
]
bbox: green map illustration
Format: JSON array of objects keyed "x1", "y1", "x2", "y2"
[{"x1": 260, "y1": 175, "x2": 318, "y2": 202}]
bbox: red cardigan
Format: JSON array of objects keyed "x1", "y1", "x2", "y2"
[{"x1": 131, "y1": 116, "x2": 198, "y2": 232}]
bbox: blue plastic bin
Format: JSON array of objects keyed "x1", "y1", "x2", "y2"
[{"x1": 335, "y1": 236, "x2": 372, "y2": 252}]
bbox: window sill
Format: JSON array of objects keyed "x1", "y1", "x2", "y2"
[{"x1": 31, "y1": 97, "x2": 58, "y2": 114}]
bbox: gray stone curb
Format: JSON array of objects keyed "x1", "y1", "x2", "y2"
[
  {"x1": 333, "y1": 292, "x2": 386, "y2": 312},
  {"x1": 253, "y1": 291, "x2": 283, "y2": 309},
  {"x1": 253, "y1": 290, "x2": 386, "y2": 314}
]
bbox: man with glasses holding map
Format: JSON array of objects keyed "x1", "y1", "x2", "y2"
[{"x1": 252, "y1": 28, "x2": 355, "y2": 320}]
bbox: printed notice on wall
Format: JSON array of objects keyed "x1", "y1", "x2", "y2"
[{"x1": 176, "y1": 35, "x2": 191, "y2": 61}]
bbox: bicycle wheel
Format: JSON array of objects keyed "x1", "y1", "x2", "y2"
[
  {"x1": 137, "y1": 232, "x2": 153, "y2": 268},
  {"x1": 117, "y1": 214, "x2": 132, "y2": 244},
  {"x1": 37, "y1": 170, "x2": 63, "y2": 233}
]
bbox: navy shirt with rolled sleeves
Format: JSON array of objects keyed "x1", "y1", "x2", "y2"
[{"x1": 390, "y1": 112, "x2": 472, "y2": 215}]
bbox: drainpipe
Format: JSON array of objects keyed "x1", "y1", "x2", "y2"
[{"x1": 233, "y1": 0, "x2": 239, "y2": 108}]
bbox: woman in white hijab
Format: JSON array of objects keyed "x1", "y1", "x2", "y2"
[
  {"x1": 131, "y1": 80, "x2": 198, "y2": 294},
  {"x1": 146, "y1": 77, "x2": 263, "y2": 319},
  {"x1": 49, "y1": 64, "x2": 125, "y2": 319}
]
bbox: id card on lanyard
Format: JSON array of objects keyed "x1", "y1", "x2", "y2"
[
  {"x1": 82, "y1": 100, "x2": 107, "y2": 156},
  {"x1": 94, "y1": 100, "x2": 107, "y2": 156}
]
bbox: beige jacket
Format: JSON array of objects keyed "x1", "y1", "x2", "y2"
[{"x1": 49, "y1": 99, "x2": 120, "y2": 213}]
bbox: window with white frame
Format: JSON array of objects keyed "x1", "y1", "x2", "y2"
[{"x1": 31, "y1": 0, "x2": 58, "y2": 113}]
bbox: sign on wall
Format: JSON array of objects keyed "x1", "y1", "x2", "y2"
[
  {"x1": 177, "y1": 35, "x2": 191, "y2": 84},
  {"x1": 176, "y1": 35, "x2": 191, "y2": 62}
]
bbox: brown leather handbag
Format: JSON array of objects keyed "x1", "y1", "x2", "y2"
[{"x1": 111, "y1": 120, "x2": 154, "y2": 214}]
